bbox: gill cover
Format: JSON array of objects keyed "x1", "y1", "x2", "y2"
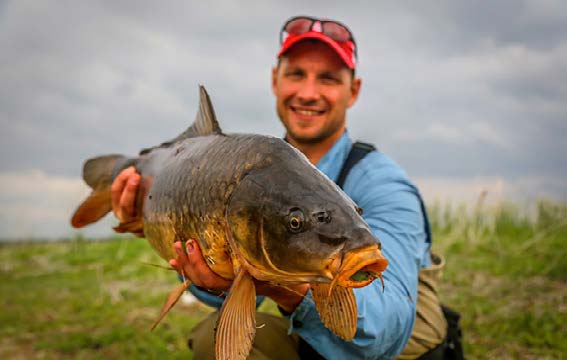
[
  {"x1": 226, "y1": 173, "x2": 274, "y2": 280},
  {"x1": 227, "y1": 171, "x2": 344, "y2": 284}
]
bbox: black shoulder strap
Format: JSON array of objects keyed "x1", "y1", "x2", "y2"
[
  {"x1": 335, "y1": 141, "x2": 432, "y2": 245},
  {"x1": 336, "y1": 141, "x2": 376, "y2": 189}
]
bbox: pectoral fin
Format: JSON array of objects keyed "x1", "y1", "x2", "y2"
[
  {"x1": 215, "y1": 268, "x2": 256, "y2": 360},
  {"x1": 311, "y1": 283, "x2": 358, "y2": 340},
  {"x1": 151, "y1": 279, "x2": 191, "y2": 331}
]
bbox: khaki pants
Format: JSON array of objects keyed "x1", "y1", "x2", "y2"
[
  {"x1": 189, "y1": 254, "x2": 447, "y2": 359},
  {"x1": 189, "y1": 312, "x2": 300, "y2": 360}
]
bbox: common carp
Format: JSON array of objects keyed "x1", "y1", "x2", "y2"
[{"x1": 71, "y1": 86, "x2": 388, "y2": 360}]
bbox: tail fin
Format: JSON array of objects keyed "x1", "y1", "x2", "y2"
[{"x1": 71, "y1": 154, "x2": 130, "y2": 228}]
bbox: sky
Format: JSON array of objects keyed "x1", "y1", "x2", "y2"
[{"x1": 1, "y1": 0, "x2": 566, "y2": 239}]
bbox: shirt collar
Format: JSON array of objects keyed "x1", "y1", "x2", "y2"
[{"x1": 316, "y1": 130, "x2": 352, "y2": 182}]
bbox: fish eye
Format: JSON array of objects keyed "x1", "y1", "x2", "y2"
[
  {"x1": 288, "y1": 209, "x2": 304, "y2": 233},
  {"x1": 290, "y1": 216, "x2": 302, "y2": 230},
  {"x1": 356, "y1": 206, "x2": 363, "y2": 215}
]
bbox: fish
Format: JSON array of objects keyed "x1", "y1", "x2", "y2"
[{"x1": 71, "y1": 86, "x2": 388, "y2": 360}]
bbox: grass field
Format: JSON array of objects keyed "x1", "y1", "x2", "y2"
[{"x1": 1, "y1": 200, "x2": 565, "y2": 359}]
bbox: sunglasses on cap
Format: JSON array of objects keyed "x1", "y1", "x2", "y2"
[{"x1": 279, "y1": 16, "x2": 358, "y2": 63}]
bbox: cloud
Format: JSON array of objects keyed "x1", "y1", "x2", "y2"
[
  {"x1": 0, "y1": 170, "x2": 115, "y2": 239},
  {"x1": 2, "y1": 1, "x2": 565, "y2": 176},
  {"x1": 414, "y1": 175, "x2": 566, "y2": 206},
  {"x1": 353, "y1": 33, "x2": 566, "y2": 178},
  {"x1": 391, "y1": 121, "x2": 512, "y2": 151}
]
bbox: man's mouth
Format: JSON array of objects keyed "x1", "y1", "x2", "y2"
[{"x1": 290, "y1": 105, "x2": 325, "y2": 117}]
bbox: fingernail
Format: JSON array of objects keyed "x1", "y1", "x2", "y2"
[
  {"x1": 129, "y1": 177, "x2": 139, "y2": 186},
  {"x1": 186, "y1": 240, "x2": 194, "y2": 253}
]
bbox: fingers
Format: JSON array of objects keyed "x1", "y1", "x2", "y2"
[
  {"x1": 170, "y1": 240, "x2": 231, "y2": 291},
  {"x1": 119, "y1": 172, "x2": 140, "y2": 219},
  {"x1": 111, "y1": 167, "x2": 135, "y2": 218},
  {"x1": 110, "y1": 167, "x2": 140, "y2": 221},
  {"x1": 169, "y1": 259, "x2": 180, "y2": 274}
]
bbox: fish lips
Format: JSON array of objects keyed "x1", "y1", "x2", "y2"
[{"x1": 335, "y1": 244, "x2": 388, "y2": 288}]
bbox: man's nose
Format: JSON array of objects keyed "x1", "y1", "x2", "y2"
[{"x1": 296, "y1": 78, "x2": 320, "y2": 103}]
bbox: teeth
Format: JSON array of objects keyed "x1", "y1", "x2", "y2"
[{"x1": 295, "y1": 109, "x2": 320, "y2": 116}]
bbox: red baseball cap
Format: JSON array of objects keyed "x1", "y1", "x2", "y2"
[{"x1": 277, "y1": 17, "x2": 357, "y2": 69}]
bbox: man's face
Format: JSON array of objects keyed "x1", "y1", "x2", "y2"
[{"x1": 272, "y1": 41, "x2": 361, "y2": 145}]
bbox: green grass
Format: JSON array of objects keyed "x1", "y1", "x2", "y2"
[
  {"x1": 0, "y1": 200, "x2": 565, "y2": 359},
  {"x1": 429, "y1": 200, "x2": 567, "y2": 359},
  {"x1": 0, "y1": 237, "x2": 211, "y2": 359}
]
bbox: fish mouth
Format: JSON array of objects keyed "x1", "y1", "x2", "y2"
[{"x1": 331, "y1": 244, "x2": 388, "y2": 290}]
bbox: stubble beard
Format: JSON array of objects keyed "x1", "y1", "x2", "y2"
[
  {"x1": 286, "y1": 125, "x2": 337, "y2": 145},
  {"x1": 280, "y1": 110, "x2": 346, "y2": 146}
]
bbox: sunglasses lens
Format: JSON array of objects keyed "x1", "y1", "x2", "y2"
[
  {"x1": 323, "y1": 22, "x2": 351, "y2": 42},
  {"x1": 285, "y1": 18, "x2": 313, "y2": 35}
]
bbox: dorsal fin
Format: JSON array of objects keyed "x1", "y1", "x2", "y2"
[
  {"x1": 140, "y1": 85, "x2": 223, "y2": 155},
  {"x1": 178, "y1": 85, "x2": 223, "y2": 138}
]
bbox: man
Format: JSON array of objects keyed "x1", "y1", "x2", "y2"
[{"x1": 111, "y1": 16, "x2": 448, "y2": 359}]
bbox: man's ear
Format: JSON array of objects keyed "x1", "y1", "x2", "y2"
[
  {"x1": 271, "y1": 66, "x2": 279, "y2": 95},
  {"x1": 347, "y1": 77, "x2": 362, "y2": 108}
]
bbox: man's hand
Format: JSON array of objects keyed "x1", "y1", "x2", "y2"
[
  {"x1": 111, "y1": 167, "x2": 144, "y2": 237},
  {"x1": 169, "y1": 239, "x2": 309, "y2": 313},
  {"x1": 169, "y1": 240, "x2": 232, "y2": 291}
]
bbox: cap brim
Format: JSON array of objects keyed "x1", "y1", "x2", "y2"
[{"x1": 278, "y1": 31, "x2": 355, "y2": 69}]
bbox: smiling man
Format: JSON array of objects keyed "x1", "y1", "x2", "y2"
[
  {"x1": 112, "y1": 16, "x2": 455, "y2": 359},
  {"x1": 273, "y1": 39, "x2": 360, "y2": 165}
]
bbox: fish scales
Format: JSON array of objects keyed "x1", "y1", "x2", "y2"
[{"x1": 144, "y1": 135, "x2": 268, "y2": 274}]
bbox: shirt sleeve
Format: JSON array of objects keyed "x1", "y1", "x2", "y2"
[{"x1": 286, "y1": 155, "x2": 426, "y2": 359}]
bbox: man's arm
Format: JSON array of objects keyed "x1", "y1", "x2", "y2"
[{"x1": 285, "y1": 159, "x2": 425, "y2": 358}]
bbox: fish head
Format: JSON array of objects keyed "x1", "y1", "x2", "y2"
[{"x1": 227, "y1": 146, "x2": 388, "y2": 287}]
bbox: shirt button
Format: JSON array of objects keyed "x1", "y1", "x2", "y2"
[{"x1": 293, "y1": 320, "x2": 303, "y2": 328}]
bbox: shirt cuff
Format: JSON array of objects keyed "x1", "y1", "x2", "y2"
[{"x1": 188, "y1": 283, "x2": 226, "y2": 307}]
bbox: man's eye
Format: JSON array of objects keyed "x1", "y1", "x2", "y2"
[
  {"x1": 320, "y1": 74, "x2": 340, "y2": 84},
  {"x1": 285, "y1": 70, "x2": 304, "y2": 79}
]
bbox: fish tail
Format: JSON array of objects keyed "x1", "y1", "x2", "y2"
[{"x1": 71, "y1": 154, "x2": 134, "y2": 228}]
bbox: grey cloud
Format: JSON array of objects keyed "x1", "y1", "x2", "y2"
[
  {"x1": 383, "y1": 0, "x2": 567, "y2": 53},
  {"x1": 1, "y1": 1, "x2": 565, "y2": 181}
]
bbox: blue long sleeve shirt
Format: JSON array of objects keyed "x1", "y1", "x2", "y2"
[{"x1": 187, "y1": 131, "x2": 431, "y2": 359}]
